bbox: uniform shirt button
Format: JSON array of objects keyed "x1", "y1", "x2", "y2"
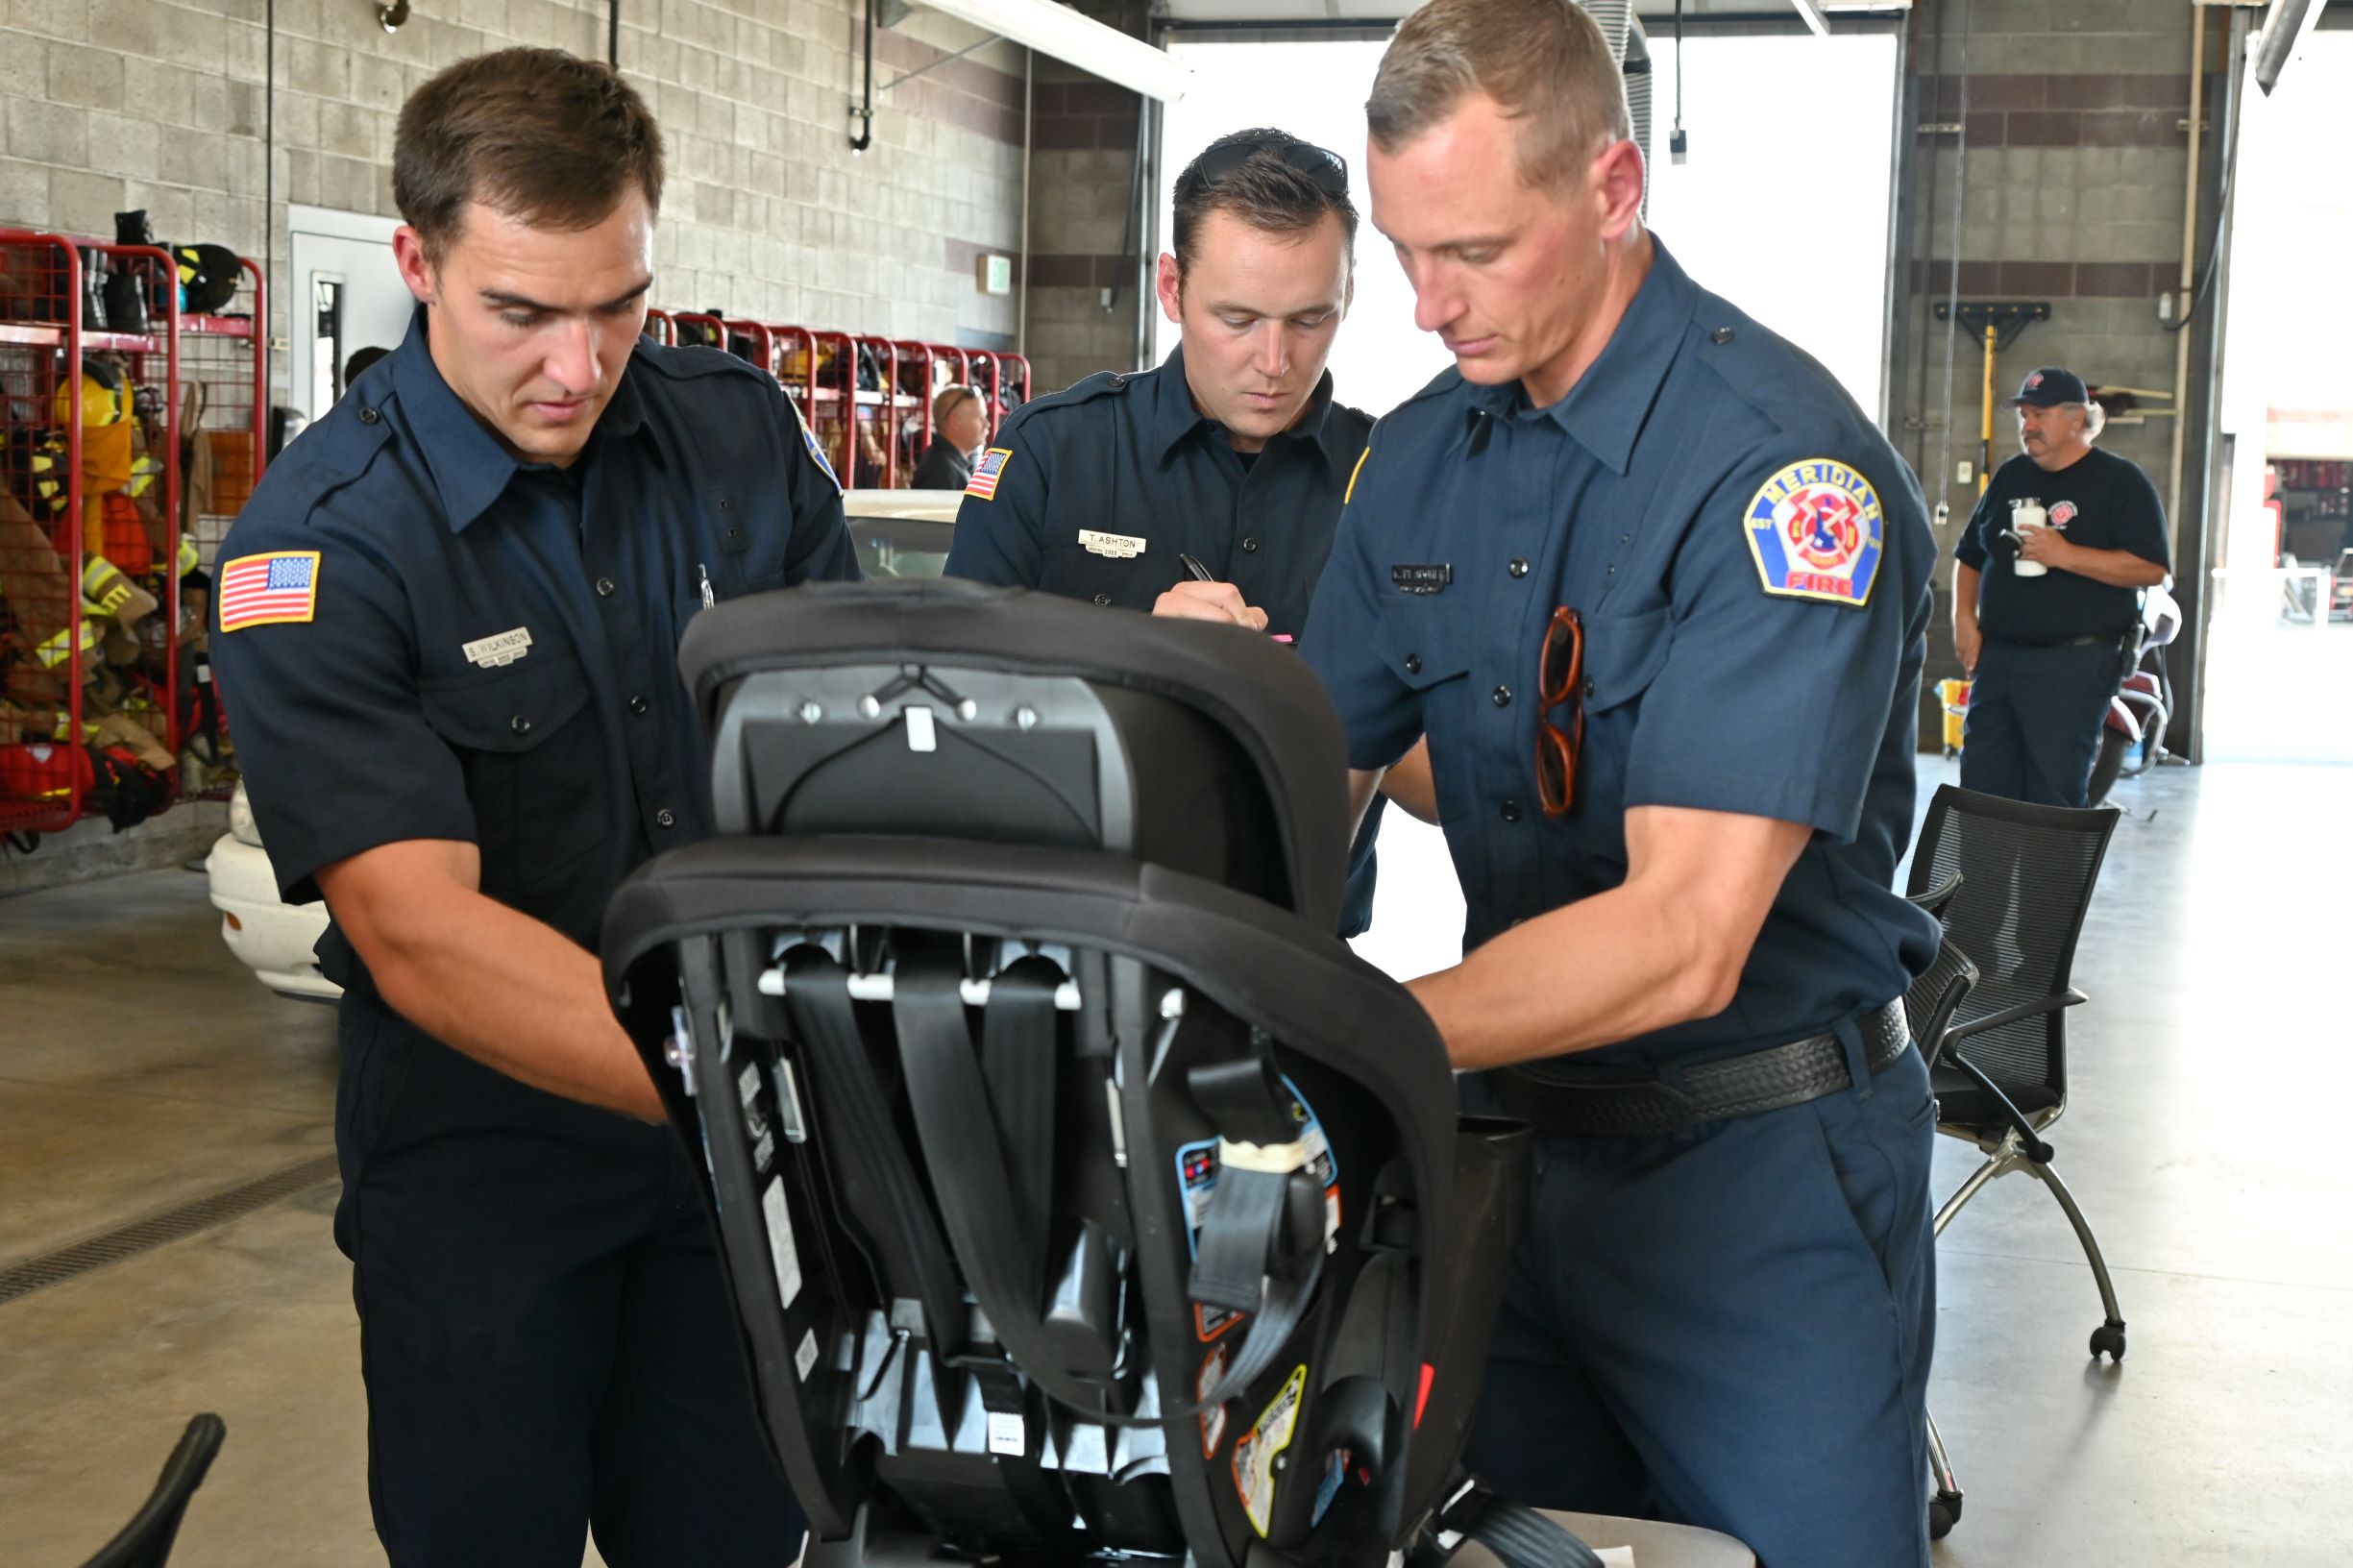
[
  {"x1": 655, "y1": 808, "x2": 676, "y2": 829},
  {"x1": 1240, "y1": 537, "x2": 1259, "y2": 552},
  {"x1": 1492, "y1": 685, "x2": 1511, "y2": 707},
  {"x1": 356, "y1": 405, "x2": 381, "y2": 425},
  {"x1": 1711, "y1": 326, "x2": 1735, "y2": 345},
  {"x1": 1508, "y1": 558, "x2": 1530, "y2": 578},
  {"x1": 1093, "y1": 592, "x2": 1113, "y2": 606},
  {"x1": 509, "y1": 714, "x2": 531, "y2": 736},
  {"x1": 1582, "y1": 676, "x2": 1596, "y2": 698},
  {"x1": 628, "y1": 695, "x2": 649, "y2": 715},
  {"x1": 1501, "y1": 800, "x2": 1524, "y2": 823},
  {"x1": 596, "y1": 576, "x2": 617, "y2": 598},
  {"x1": 1404, "y1": 653, "x2": 1422, "y2": 674}
]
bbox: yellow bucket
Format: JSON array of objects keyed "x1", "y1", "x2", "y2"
[{"x1": 1937, "y1": 678, "x2": 1971, "y2": 754}]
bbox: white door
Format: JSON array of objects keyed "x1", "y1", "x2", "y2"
[{"x1": 286, "y1": 207, "x2": 413, "y2": 422}]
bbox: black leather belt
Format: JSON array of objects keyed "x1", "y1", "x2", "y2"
[
  {"x1": 1997, "y1": 633, "x2": 2122, "y2": 649},
  {"x1": 1488, "y1": 1000, "x2": 1912, "y2": 1139}
]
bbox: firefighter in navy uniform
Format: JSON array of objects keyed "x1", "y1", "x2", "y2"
[
  {"x1": 946, "y1": 129, "x2": 1396, "y2": 933},
  {"x1": 208, "y1": 51, "x2": 856, "y2": 1567},
  {"x1": 1300, "y1": 4, "x2": 1941, "y2": 1563},
  {"x1": 1953, "y1": 367, "x2": 2171, "y2": 806}
]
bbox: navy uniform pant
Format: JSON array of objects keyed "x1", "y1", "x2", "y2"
[
  {"x1": 339, "y1": 1023, "x2": 802, "y2": 1567},
  {"x1": 1960, "y1": 638, "x2": 2121, "y2": 807},
  {"x1": 1462, "y1": 1046, "x2": 1938, "y2": 1568}
]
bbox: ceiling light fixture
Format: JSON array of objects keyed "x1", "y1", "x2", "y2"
[{"x1": 2253, "y1": 0, "x2": 2327, "y2": 95}]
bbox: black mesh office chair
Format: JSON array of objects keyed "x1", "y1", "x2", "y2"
[
  {"x1": 1900, "y1": 933, "x2": 1977, "y2": 1541},
  {"x1": 1902, "y1": 785, "x2": 2123, "y2": 1541},
  {"x1": 601, "y1": 580, "x2": 1597, "y2": 1568},
  {"x1": 75, "y1": 1415, "x2": 225, "y2": 1568}
]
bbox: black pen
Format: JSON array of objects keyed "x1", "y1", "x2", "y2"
[{"x1": 1178, "y1": 552, "x2": 1214, "y2": 582}]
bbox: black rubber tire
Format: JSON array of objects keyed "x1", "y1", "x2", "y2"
[
  {"x1": 2088, "y1": 727, "x2": 2129, "y2": 807},
  {"x1": 2091, "y1": 1323, "x2": 2127, "y2": 1361},
  {"x1": 1929, "y1": 1492, "x2": 1962, "y2": 1541}
]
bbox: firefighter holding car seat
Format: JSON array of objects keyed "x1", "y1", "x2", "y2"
[
  {"x1": 1952, "y1": 367, "x2": 2170, "y2": 807},
  {"x1": 1298, "y1": 3, "x2": 1942, "y2": 1563},
  {"x1": 208, "y1": 50, "x2": 857, "y2": 1568}
]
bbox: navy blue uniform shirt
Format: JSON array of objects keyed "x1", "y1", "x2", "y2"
[
  {"x1": 1956, "y1": 448, "x2": 2169, "y2": 645},
  {"x1": 1301, "y1": 241, "x2": 1938, "y2": 1069},
  {"x1": 944, "y1": 344, "x2": 1385, "y2": 934},
  {"x1": 213, "y1": 306, "x2": 857, "y2": 1041},
  {"x1": 944, "y1": 346, "x2": 1373, "y2": 637}
]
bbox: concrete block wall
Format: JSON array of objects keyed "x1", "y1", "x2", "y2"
[
  {"x1": 1018, "y1": 0, "x2": 1150, "y2": 398},
  {"x1": 2, "y1": 0, "x2": 1069, "y2": 886},
  {"x1": 0, "y1": 0, "x2": 1034, "y2": 369},
  {"x1": 1896, "y1": 0, "x2": 2216, "y2": 733}
]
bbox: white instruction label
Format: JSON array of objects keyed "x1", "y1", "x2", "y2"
[
  {"x1": 1197, "y1": 1346, "x2": 1230, "y2": 1458},
  {"x1": 762, "y1": 1178, "x2": 803, "y2": 1309},
  {"x1": 989, "y1": 1409, "x2": 1026, "y2": 1458}
]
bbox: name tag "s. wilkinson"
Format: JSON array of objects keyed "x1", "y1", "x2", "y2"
[{"x1": 462, "y1": 626, "x2": 534, "y2": 668}]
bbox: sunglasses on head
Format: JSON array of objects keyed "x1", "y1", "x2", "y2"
[{"x1": 1180, "y1": 136, "x2": 1350, "y2": 200}]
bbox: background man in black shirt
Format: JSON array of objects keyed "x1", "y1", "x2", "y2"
[
  {"x1": 1953, "y1": 367, "x2": 2170, "y2": 805},
  {"x1": 912, "y1": 383, "x2": 985, "y2": 489}
]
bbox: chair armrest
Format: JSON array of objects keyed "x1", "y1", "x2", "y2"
[
  {"x1": 1906, "y1": 870, "x2": 1963, "y2": 920},
  {"x1": 1942, "y1": 987, "x2": 2086, "y2": 1044}
]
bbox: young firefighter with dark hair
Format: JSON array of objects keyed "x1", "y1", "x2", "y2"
[
  {"x1": 209, "y1": 50, "x2": 856, "y2": 1565},
  {"x1": 943, "y1": 128, "x2": 1416, "y2": 934}
]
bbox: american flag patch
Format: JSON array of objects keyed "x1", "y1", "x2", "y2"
[
  {"x1": 966, "y1": 447, "x2": 1013, "y2": 502},
  {"x1": 218, "y1": 551, "x2": 321, "y2": 632}
]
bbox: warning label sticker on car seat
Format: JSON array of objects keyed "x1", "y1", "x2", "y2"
[{"x1": 1231, "y1": 1364, "x2": 1307, "y2": 1536}]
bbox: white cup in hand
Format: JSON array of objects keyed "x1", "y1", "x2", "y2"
[{"x1": 2010, "y1": 502, "x2": 2049, "y2": 576}]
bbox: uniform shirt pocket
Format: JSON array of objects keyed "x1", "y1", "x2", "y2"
[
  {"x1": 1570, "y1": 606, "x2": 1674, "y2": 844},
  {"x1": 417, "y1": 651, "x2": 606, "y2": 896},
  {"x1": 1380, "y1": 600, "x2": 1477, "y2": 823},
  {"x1": 1038, "y1": 543, "x2": 1157, "y2": 609}
]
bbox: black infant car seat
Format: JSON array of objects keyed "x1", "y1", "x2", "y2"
[{"x1": 600, "y1": 580, "x2": 1595, "y2": 1568}]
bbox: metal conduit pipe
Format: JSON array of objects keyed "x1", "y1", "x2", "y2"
[
  {"x1": 2167, "y1": 8, "x2": 2206, "y2": 535},
  {"x1": 1017, "y1": 47, "x2": 1033, "y2": 359}
]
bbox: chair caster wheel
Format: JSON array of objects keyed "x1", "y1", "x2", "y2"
[
  {"x1": 2090, "y1": 1321, "x2": 2126, "y2": 1361},
  {"x1": 1928, "y1": 1490, "x2": 1963, "y2": 1540}
]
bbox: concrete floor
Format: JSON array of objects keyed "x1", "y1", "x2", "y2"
[{"x1": 1, "y1": 758, "x2": 2348, "y2": 1565}]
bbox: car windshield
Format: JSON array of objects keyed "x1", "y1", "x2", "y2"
[{"x1": 851, "y1": 515, "x2": 955, "y2": 580}]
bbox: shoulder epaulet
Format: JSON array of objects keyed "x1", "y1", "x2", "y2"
[
  {"x1": 1356, "y1": 366, "x2": 1466, "y2": 449},
  {"x1": 1398, "y1": 365, "x2": 1465, "y2": 409},
  {"x1": 631, "y1": 338, "x2": 764, "y2": 383},
  {"x1": 997, "y1": 368, "x2": 1139, "y2": 437},
  {"x1": 1327, "y1": 400, "x2": 1377, "y2": 441},
  {"x1": 271, "y1": 390, "x2": 396, "y2": 502}
]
